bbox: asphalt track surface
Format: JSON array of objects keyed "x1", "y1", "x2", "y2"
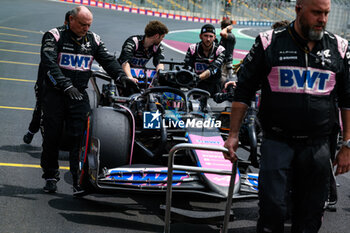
[{"x1": 0, "y1": 0, "x2": 349, "y2": 232}]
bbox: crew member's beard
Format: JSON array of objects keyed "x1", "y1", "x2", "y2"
[
  {"x1": 202, "y1": 41, "x2": 213, "y2": 48},
  {"x1": 299, "y1": 16, "x2": 325, "y2": 41}
]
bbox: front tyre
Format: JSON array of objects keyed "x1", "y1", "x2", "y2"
[{"x1": 90, "y1": 107, "x2": 132, "y2": 170}]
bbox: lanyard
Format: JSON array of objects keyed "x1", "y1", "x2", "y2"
[
  {"x1": 287, "y1": 25, "x2": 327, "y2": 67},
  {"x1": 287, "y1": 25, "x2": 310, "y2": 54},
  {"x1": 71, "y1": 36, "x2": 87, "y2": 46}
]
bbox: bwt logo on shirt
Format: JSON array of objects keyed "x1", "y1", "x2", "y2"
[
  {"x1": 59, "y1": 53, "x2": 93, "y2": 71},
  {"x1": 131, "y1": 57, "x2": 149, "y2": 67},
  {"x1": 143, "y1": 110, "x2": 161, "y2": 129},
  {"x1": 268, "y1": 66, "x2": 336, "y2": 95},
  {"x1": 280, "y1": 68, "x2": 330, "y2": 90},
  {"x1": 195, "y1": 62, "x2": 209, "y2": 73}
]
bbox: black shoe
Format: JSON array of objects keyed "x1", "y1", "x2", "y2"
[
  {"x1": 73, "y1": 184, "x2": 86, "y2": 197},
  {"x1": 43, "y1": 179, "x2": 57, "y2": 193},
  {"x1": 23, "y1": 132, "x2": 34, "y2": 144}
]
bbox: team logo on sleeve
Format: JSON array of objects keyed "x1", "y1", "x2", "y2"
[
  {"x1": 58, "y1": 52, "x2": 94, "y2": 71},
  {"x1": 268, "y1": 66, "x2": 336, "y2": 95}
]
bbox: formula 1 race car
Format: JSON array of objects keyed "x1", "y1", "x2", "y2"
[{"x1": 78, "y1": 62, "x2": 259, "y2": 206}]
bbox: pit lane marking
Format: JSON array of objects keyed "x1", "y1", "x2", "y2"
[
  {"x1": 161, "y1": 41, "x2": 185, "y2": 55},
  {"x1": 0, "y1": 32, "x2": 28, "y2": 38},
  {"x1": 0, "y1": 106, "x2": 34, "y2": 111},
  {"x1": 0, "y1": 60, "x2": 38, "y2": 66},
  {"x1": 0, "y1": 39, "x2": 40, "y2": 46},
  {"x1": 0, "y1": 48, "x2": 39, "y2": 55},
  {"x1": 0, "y1": 162, "x2": 69, "y2": 170},
  {"x1": 163, "y1": 28, "x2": 254, "y2": 57},
  {"x1": 0, "y1": 26, "x2": 42, "y2": 34},
  {"x1": 0, "y1": 77, "x2": 36, "y2": 82}
]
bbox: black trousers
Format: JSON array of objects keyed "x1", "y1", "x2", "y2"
[
  {"x1": 28, "y1": 100, "x2": 41, "y2": 133},
  {"x1": 40, "y1": 87, "x2": 90, "y2": 183},
  {"x1": 257, "y1": 137, "x2": 330, "y2": 233},
  {"x1": 28, "y1": 75, "x2": 43, "y2": 133}
]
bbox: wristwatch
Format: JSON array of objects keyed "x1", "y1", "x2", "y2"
[{"x1": 342, "y1": 139, "x2": 350, "y2": 148}]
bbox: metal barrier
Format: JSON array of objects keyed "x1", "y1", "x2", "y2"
[
  {"x1": 328, "y1": 3, "x2": 350, "y2": 39},
  {"x1": 102, "y1": 0, "x2": 350, "y2": 39},
  {"x1": 164, "y1": 143, "x2": 237, "y2": 233},
  {"x1": 70, "y1": 0, "x2": 350, "y2": 38}
]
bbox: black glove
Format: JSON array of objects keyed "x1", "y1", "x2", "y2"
[{"x1": 65, "y1": 86, "x2": 83, "y2": 100}]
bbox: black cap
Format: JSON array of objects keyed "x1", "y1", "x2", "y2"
[{"x1": 201, "y1": 24, "x2": 216, "y2": 35}]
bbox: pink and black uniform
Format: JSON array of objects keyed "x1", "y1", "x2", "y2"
[
  {"x1": 234, "y1": 22, "x2": 350, "y2": 232},
  {"x1": 184, "y1": 41, "x2": 226, "y2": 96},
  {"x1": 40, "y1": 25, "x2": 125, "y2": 183},
  {"x1": 118, "y1": 35, "x2": 165, "y2": 68}
]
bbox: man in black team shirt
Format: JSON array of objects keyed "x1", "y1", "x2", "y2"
[
  {"x1": 38, "y1": 6, "x2": 127, "y2": 195},
  {"x1": 23, "y1": 10, "x2": 72, "y2": 144},
  {"x1": 118, "y1": 20, "x2": 168, "y2": 92},
  {"x1": 183, "y1": 24, "x2": 226, "y2": 96},
  {"x1": 224, "y1": 0, "x2": 350, "y2": 232}
]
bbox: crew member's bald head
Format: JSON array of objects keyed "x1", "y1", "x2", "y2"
[{"x1": 69, "y1": 6, "x2": 93, "y2": 37}]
